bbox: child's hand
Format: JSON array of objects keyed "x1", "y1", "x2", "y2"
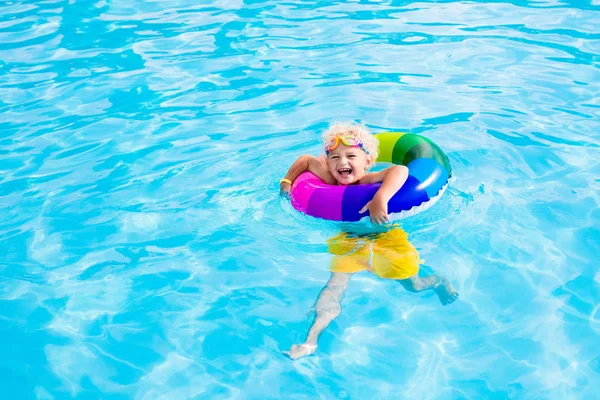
[{"x1": 359, "y1": 195, "x2": 389, "y2": 224}]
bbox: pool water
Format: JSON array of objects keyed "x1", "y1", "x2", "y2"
[{"x1": 1, "y1": 0, "x2": 599, "y2": 398}]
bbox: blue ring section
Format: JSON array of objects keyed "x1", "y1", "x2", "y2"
[
  {"x1": 342, "y1": 184, "x2": 380, "y2": 222},
  {"x1": 388, "y1": 175, "x2": 430, "y2": 213},
  {"x1": 341, "y1": 175, "x2": 433, "y2": 222},
  {"x1": 407, "y1": 158, "x2": 449, "y2": 199},
  {"x1": 339, "y1": 175, "x2": 432, "y2": 222}
]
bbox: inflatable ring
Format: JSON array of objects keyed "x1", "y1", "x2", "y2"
[{"x1": 290, "y1": 132, "x2": 452, "y2": 222}]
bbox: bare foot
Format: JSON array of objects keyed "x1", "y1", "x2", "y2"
[
  {"x1": 283, "y1": 343, "x2": 317, "y2": 360},
  {"x1": 399, "y1": 275, "x2": 458, "y2": 306},
  {"x1": 434, "y1": 278, "x2": 459, "y2": 305}
]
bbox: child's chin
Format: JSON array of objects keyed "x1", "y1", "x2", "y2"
[{"x1": 336, "y1": 175, "x2": 357, "y2": 185}]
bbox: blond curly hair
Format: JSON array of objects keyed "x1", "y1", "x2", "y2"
[{"x1": 321, "y1": 122, "x2": 380, "y2": 161}]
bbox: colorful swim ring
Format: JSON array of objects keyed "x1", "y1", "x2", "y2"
[{"x1": 290, "y1": 132, "x2": 452, "y2": 222}]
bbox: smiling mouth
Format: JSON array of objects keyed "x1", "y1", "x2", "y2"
[{"x1": 338, "y1": 168, "x2": 352, "y2": 176}]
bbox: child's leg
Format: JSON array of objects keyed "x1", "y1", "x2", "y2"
[
  {"x1": 284, "y1": 234, "x2": 369, "y2": 360},
  {"x1": 284, "y1": 272, "x2": 352, "y2": 360},
  {"x1": 371, "y1": 228, "x2": 458, "y2": 305},
  {"x1": 399, "y1": 275, "x2": 459, "y2": 305}
]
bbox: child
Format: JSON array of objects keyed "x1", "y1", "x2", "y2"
[{"x1": 280, "y1": 122, "x2": 458, "y2": 360}]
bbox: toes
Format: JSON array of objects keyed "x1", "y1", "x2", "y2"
[
  {"x1": 439, "y1": 291, "x2": 459, "y2": 306},
  {"x1": 284, "y1": 344, "x2": 316, "y2": 360},
  {"x1": 444, "y1": 292, "x2": 459, "y2": 305}
]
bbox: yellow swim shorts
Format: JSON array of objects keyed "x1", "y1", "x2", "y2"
[{"x1": 327, "y1": 228, "x2": 420, "y2": 280}]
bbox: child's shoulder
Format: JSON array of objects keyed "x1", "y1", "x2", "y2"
[{"x1": 358, "y1": 169, "x2": 386, "y2": 184}]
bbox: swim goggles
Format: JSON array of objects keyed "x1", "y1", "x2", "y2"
[{"x1": 324, "y1": 135, "x2": 369, "y2": 156}]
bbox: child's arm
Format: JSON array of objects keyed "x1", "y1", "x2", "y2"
[
  {"x1": 359, "y1": 165, "x2": 409, "y2": 224},
  {"x1": 280, "y1": 155, "x2": 336, "y2": 194},
  {"x1": 284, "y1": 272, "x2": 352, "y2": 360}
]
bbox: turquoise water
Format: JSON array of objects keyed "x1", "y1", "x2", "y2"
[{"x1": 1, "y1": 0, "x2": 599, "y2": 398}]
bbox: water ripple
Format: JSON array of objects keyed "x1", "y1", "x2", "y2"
[{"x1": 0, "y1": 0, "x2": 599, "y2": 398}]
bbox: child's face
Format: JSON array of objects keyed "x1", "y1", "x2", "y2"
[{"x1": 326, "y1": 144, "x2": 372, "y2": 185}]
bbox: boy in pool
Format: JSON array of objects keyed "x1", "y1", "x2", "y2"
[{"x1": 280, "y1": 122, "x2": 458, "y2": 360}]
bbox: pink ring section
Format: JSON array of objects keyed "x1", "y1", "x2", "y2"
[
  {"x1": 290, "y1": 172, "x2": 320, "y2": 213},
  {"x1": 291, "y1": 172, "x2": 346, "y2": 220}
]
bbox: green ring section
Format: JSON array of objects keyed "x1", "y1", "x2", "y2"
[
  {"x1": 390, "y1": 133, "x2": 452, "y2": 177},
  {"x1": 374, "y1": 132, "x2": 405, "y2": 163}
]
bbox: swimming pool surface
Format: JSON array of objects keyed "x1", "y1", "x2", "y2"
[{"x1": 1, "y1": 0, "x2": 599, "y2": 398}]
